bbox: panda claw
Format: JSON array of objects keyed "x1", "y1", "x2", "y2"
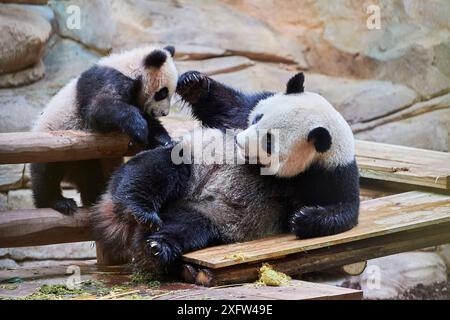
[{"x1": 150, "y1": 241, "x2": 158, "y2": 248}]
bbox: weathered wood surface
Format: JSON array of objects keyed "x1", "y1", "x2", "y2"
[
  {"x1": 186, "y1": 220, "x2": 450, "y2": 287},
  {"x1": 356, "y1": 140, "x2": 450, "y2": 190},
  {"x1": 157, "y1": 280, "x2": 362, "y2": 300},
  {"x1": 0, "y1": 131, "x2": 132, "y2": 164},
  {"x1": 183, "y1": 191, "x2": 450, "y2": 269},
  {"x1": 0, "y1": 208, "x2": 92, "y2": 247}
]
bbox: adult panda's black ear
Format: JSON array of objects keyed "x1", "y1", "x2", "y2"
[
  {"x1": 286, "y1": 72, "x2": 305, "y2": 95},
  {"x1": 164, "y1": 45, "x2": 175, "y2": 57},
  {"x1": 308, "y1": 127, "x2": 331, "y2": 153}
]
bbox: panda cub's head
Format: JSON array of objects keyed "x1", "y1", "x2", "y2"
[
  {"x1": 235, "y1": 73, "x2": 355, "y2": 177},
  {"x1": 139, "y1": 45, "x2": 177, "y2": 117}
]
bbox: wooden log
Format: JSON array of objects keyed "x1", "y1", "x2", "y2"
[
  {"x1": 180, "y1": 264, "x2": 199, "y2": 284},
  {"x1": 322, "y1": 261, "x2": 367, "y2": 276},
  {"x1": 0, "y1": 208, "x2": 92, "y2": 247},
  {"x1": 95, "y1": 241, "x2": 127, "y2": 266},
  {"x1": 0, "y1": 131, "x2": 134, "y2": 164},
  {"x1": 187, "y1": 221, "x2": 450, "y2": 286}
]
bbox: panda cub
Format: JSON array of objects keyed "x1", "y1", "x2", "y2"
[
  {"x1": 92, "y1": 72, "x2": 360, "y2": 270},
  {"x1": 31, "y1": 46, "x2": 178, "y2": 215}
]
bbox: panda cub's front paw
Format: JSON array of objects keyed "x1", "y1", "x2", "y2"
[
  {"x1": 146, "y1": 233, "x2": 182, "y2": 266},
  {"x1": 122, "y1": 111, "x2": 149, "y2": 147},
  {"x1": 176, "y1": 71, "x2": 210, "y2": 104}
]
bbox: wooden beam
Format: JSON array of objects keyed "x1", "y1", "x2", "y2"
[
  {"x1": 187, "y1": 221, "x2": 450, "y2": 287},
  {"x1": 183, "y1": 191, "x2": 450, "y2": 269},
  {"x1": 0, "y1": 208, "x2": 92, "y2": 247},
  {"x1": 0, "y1": 131, "x2": 133, "y2": 164},
  {"x1": 0, "y1": 117, "x2": 197, "y2": 165},
  {"x1": 356, "y1": 140, "x2": 450, "y2": 191}
]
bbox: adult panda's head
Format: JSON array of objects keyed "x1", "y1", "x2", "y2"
[
  {"x1": 139, "y1": 45, "x2": 178, "y2": 117},
  {"x1": 235, "y1": 73, "x2": 355, "y2": 177}
]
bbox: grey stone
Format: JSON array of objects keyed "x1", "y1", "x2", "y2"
[
  {"x1": 359, "y1": 252, "x2": 447, "y2": 299},
  {"x1": 0, "y1": 36, "x2": 99, "y2": 133},
  {"x1": 7, "y1": 241, "x2": 96, "y2": 261},
  {"x1": 0, "y1": 60, "x2": 45, "y2": 88},
  {"x1": 0, "y1": 164, "x2": 24, "y2": 192},
  {"x1": 0, "y1": 193, "x2": 7, "y2": 212},
  {"x1": 0, "y1": 4, "x2": 51, "y2": 74}
]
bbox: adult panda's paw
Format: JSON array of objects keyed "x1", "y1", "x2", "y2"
[
  {"x1": 146, "y1": 233, "x2": 182, "y2": 266},
  {"x1": 176, "y1": 71, "x2": 210, "y2": 104},
  {"x1": 290, "y1": 206, "x2": 329, "y2": 239},
  {"x1": 51, "y1": 197, "x2": 78, "y2": 215},
  {"x1": 122, "y1": 111, "x2": 149, "y2": 147}
]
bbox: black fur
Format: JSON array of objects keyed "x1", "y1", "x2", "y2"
[
  {"x1": 108, "y1": 147, "x2": 190, "y2": 232},
  {"x1": 286, "y1": 160, "x2": 360, "y2": 238},
  {"x1": 308, "y1": 127, "x2": 332, "y2": 153},
  {"x1": 143, "y1": 50, "x2": 167, "y2": 68},
  {"x1": 286, "y1": 72, "x2": 305, "y2": 94},
  {"x1": 31, "y1": 65, "x2": 172, "y2": 214},
  {"x1": 177, "y1": 71, "x2": 273, "y2": 130},
  {"x1": 164, "y1": 45, "x2": 175, "y2": 57}
]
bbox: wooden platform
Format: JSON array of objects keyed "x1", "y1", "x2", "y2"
[
  {"x1": 356, "y1": 141, "x2": 450, "y2": 191},
  {"x1": 182, "y1": 191, "x2": 450, "y2": 286}
]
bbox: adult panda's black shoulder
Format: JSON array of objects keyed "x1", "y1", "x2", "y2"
[
  {"x1": 31, "y1": 45, "x2": 178, "y2": 214},
  {"x1": 91, "y1": 72, "x2": 360, "y2": 272}
]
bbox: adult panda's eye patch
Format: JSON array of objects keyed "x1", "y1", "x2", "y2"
[
  {"x1": 262, "y1": 131, "x2": 274, "y2": 155},
  {"x1": 154, "y1": 87, "x2": 168, "y2": 101},
  {"x1": 252, "y1": 114, "x2": 263, "y2": 125}
]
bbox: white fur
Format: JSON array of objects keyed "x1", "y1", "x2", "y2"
[{"x1": 236, "y1": 92, "x2": 355, "y2": 176}]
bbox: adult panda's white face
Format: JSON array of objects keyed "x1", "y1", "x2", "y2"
[
  {"x1": 235, "y1": 73, "x2": 355, "y2": 177},
  {"x1": 140, "y1": 46, "x2": 178, "y2": 117}
]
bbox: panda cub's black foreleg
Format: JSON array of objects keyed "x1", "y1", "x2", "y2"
[
  {"x1": 177, "y1": 71, "x2": 273, "y2": 130},
  {"x1": 139, "y1": 210, "x2": 221, "y2": 266},
  {"x1": 30, "y1": 162, "x2": 77, "y2": 215},
  {"x1": 85, "y1": 98, "x2": 150, "y2": 147},
  {"x1": 143, "y1": 115, "x2": 173, "y2": 149}
]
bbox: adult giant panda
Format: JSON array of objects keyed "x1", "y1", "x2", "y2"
[
  {"x1": 31, "y1": 46, "x2": 178, "y2": 215},
  {"x1": 92, "y1": 72, "x2": 360, "y2": 271}
]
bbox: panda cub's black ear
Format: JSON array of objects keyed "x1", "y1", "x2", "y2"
[
  {"x1": 286, "y1": 72, "x2": 305, "y2": 95},
  {"x1": 164, "y1": 45, "x2": 175, "y2": 57},
  {"x1": 308, "y1": 127, "x2": 332, "y2": 153},
  {"x1": 144, "y1": 50, "x2": 167, "y2": 68}
]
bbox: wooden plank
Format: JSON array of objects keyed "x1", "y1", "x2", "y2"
[
  {"x1": 188, "y1": 221, "x2": 450, "y2": 287},
  {"x1": 0, "y1": 208, "x2": 92, "y2": 247},
  {"x1": 157, "y1": 280, "x2": 362, "y2": 300},
  {"x1": 356, "y1": 140, "x2": 450, "y2": 190},
  {"x1": 183, "y1": 191, "x2": 450, "y2": 268}
]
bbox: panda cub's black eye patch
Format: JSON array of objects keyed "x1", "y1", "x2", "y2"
[
  {"x1": 154, "y1": 87, "x2": 168, "y2": 101},
  {"x1": 252, "y1": 114, "x2": 263, "y2": 125}
]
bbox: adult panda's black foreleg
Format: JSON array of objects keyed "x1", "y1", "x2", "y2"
[
  {"x1": 30, "y1": 162, "x2": 77, "y2": 215},
  {"x1": 107, "y1": 146, "x2": 191, "y2": 231},
  {"x1": 177, "y1": 71, "x2": 273, "y2": 130},
  {"x1": 290, "y1": 201, "x2": 360, "y2": 239},
  {"x1": 135, "y1": 210, "x2": 221, "y2": 267}
]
